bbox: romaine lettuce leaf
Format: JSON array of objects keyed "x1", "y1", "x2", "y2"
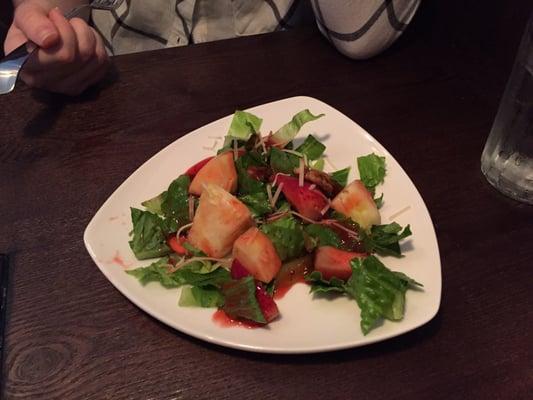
[
  {"x1": 226, "y1": 110, "x2": 263, "y2": 143},
  {"x1": 235, "y1": 152, "x2": 266, "y2": 195},
  {"x1": 312, "y1": 158, "x2": 325, "y2": 171},
  {"x1": 306, "y1": 271, "x2": 346, "y2": 294},
  {"x1": 179, "y1": 286, "x2": 225, "y2": 308},
  {"x1": 304, "y1": 224, "x2": 341, "y2": 250},
  {"x1": 269, "y1": 147, "x2": 300, "y2": 174},
  {"x1": 161, "y1": 175, "x2": 191, "y2": 232},
  {"x1": 295, "y1": 135, "x2": 326, "y2": 160},
  {"x1": 129, "y1": 208, "x2": 172, "y2": 260},
  {"x1": 357, "y1": 153, "x2": 386, "y2": 191},
  {"x1": 221, "y1": 277, "x2": 266, "y2": 324},
  {"x1": 141, "y1": 192, "x2": 166, "y2": 215},
  {"x1": 260, "y1": 215, "x2": 305, "y2": 261},
  {"x1": 330, "y1": 167, "x2": 350, "y2": 187},
  {"x1": 270, "y1": 110, "x2": 324, "y2": 146},
  {"x1": 239, "y1": 192, "x2": 272, "y2": 217},
  {"x1": 346, "y1": 256, "x2": 421, "y2": 334},
  {"x1": 361, "y1": 223, "x2": 412, "y2": 257},
  {"x1": 126, "y1": 257, "x2": 176, "y2": 287}
]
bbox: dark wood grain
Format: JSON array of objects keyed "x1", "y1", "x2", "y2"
[{"x1": 1, "y1": 1, "x2": 533, "y2": 399}]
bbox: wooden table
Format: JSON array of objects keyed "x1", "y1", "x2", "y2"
[{"x1": 1, "y1": 2, "x2": 532, "y2": 399}]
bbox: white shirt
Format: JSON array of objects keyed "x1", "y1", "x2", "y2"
[{"x1": 92, "y1": 0, "x2": 420, "y2": 59}]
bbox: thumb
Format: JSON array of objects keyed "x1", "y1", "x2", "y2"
[{"x1": 13, "y1": 2, "x2": 59, "y2": 48}]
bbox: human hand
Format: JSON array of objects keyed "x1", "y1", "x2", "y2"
[{"x1": 3, "y1": 1, "x2": 110, "y2": 95}]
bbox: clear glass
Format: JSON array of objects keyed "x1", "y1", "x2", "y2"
[{"x1": 481, "y1": 12, "x2": 533, "y2": 205}]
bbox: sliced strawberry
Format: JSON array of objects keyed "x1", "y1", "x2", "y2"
[
  {"x1": 255, "y1": 284, "x2": 279, "y2": 323},
  {"x1": 314, "y1": 246, "x2": 366, "y2": 281},
  {"x1": 231, "y1": 259, "x2": 251, "y2": 279},
  {"x1": 331, "y1": 180, "x2": 381, "y2": 231},
  {"x1": 275, "y1": 175, "x2": 329, "y2": 221},
  {"x1": 184, "y1": 156, "x2": 214, "y2": 178}
]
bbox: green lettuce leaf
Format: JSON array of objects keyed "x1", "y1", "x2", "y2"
[
  {"x1": 304, "y1": 224, "x2": 341, "y2": 250},
  {"x1": 182, "y1": 242, "x2": 206, "y2": 257},
  {"x1": 161, "y1": 175, "x2": 191, "y2": 232},
  {"x1": 357, "y1": 153, "x2": 386, "y2": 192},
  {"x1": 226, "y1": 110, "x2": 263, "y2": 143},
  {"x1": 239, "y1": 192, "x2": 272, "y2": 217},
  {"x1": 260, "y1": 215, "x2": 305, "y2": 261},
  {"x1": 270, "y1": 110, "x2": 324, "y2": 146},
  {"x1": 235, "y1": 152, "x2": 266, "y2": 195},
  {"x1": 127, "y1": 258, "x2": 231, "y2": 288},
  {"x1": 141, "y1": 192, "x2": 166, "y2": 215},
  {"x1": 312, "y1": 158, "x2": 325, "y2": 171},
  {"x1": 331, "y1": 167, "x2": 350, "y2": 187},
  {"x1": 221, "y1": 276, "x2": 266, "y2": 324},
  {"x1": 126, "y1": 257, "x2": 176, "y2": 287},
  {"x1": 295, "y1": 135, "x2": 326, "y2": 160},
  {"x1": 361, "y1": 223, "x2": 412, "y2": 257},
  {"x1": 179, "y1": 286, "x2": 225, "y2": 308},
  {"x1": 346, "y1": 256, "x2": 421, "y2": 334},
  {"x1": 269, "y1": 147, "x2": 300, "y2": 174},
  {"x1": 305, "y1": 270, "x2": 346, "y2": 294},
  {"x1": 129, "y1": 208, "x2": 172, "y2": 260}
]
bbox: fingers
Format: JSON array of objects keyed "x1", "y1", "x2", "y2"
[
  {"x1": 20, "y1": 17, "x2": 110, "y2": 96},
  {"x1": 13, "y1": 1, "x2": 59, "y2": 48},
  {"x1": 46, "y1": 8, "x2": 77, "y2": 63},
  {"x1": 70, "y1": 18, "x2": 97, "y2": 63}
]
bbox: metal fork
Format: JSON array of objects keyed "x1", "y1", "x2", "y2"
[{"x1": 0, "y1": 0, "x2": 124, "y2": 95}]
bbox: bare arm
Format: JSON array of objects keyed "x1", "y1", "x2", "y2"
[{"x1": 311, "y1": 0, "x2": 421, "y2": 59}]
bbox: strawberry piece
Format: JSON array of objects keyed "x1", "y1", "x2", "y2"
[
  {"x1": 275, "y1": 175, "x2": 329, "y2": 221},
  {"x1": 231, "y1": 259, "x2": 251, "y2": 279},
  {"x1": 255, "y1": 284, "x2": 279, "y2": 323},
  {"x1": 314, "y1": 246, "x2": 366, "y2": 281},
  {"x1": 331, "y1": 180, "x2": 381, "y2": 231}
]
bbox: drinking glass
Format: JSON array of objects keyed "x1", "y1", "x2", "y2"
[{"x1": 481, "y1": 12, "x2": 533, "y2": 205}]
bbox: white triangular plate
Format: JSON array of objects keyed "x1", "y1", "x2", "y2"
[{"x1": 84, "y1": 96, "x2": 441, "y2": 353}]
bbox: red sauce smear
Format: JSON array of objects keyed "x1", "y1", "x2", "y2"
[
  {"x1": 273, "y1": 277, "x2": 309, "y2": 300},
  {"x1": 212, "y1": 309, "x2": 261, "y2": 329},
  {"x1": 111, "y1": 251, "x2": 132, "y2": 268}
]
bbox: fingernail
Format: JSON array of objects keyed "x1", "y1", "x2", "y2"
[{"x1": 40, "y1": 31, "x2": 57, "y2": 47}]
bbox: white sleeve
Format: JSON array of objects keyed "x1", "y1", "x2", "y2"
[{"x1": 310, "y1": 0, "x2": 421, "y2": 59}]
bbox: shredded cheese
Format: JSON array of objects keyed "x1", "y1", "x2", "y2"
[
  {"x1": 266, "y1": 184, "x2": 274, "y2": 207},
  {"x1": 298, "y1": 158, "x2": 305, "y2": 187},
  {"x1": 258, "y1": 133, "x2": 268, "y2": 155},
  {"x1": 308, "y1": 184, "x2": 316, "y2": 191},
  {"x1": 176, "y1": 222, "x2": 194, "y2": 240},
  {"x1": 319, "y1": 201, "x2": 331, "y2": 216},
  {"x1": 188, "y1": 195, "x2": 195, "y2": 221},
  {"x1": 282, "y1": 149, "x2": 304, "y2": 158},
  {"x1": 272, "y1": 183, "x2": 284, "y2": 206}
]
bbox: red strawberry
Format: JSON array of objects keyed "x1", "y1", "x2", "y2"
[
  {"x1": 231, "y1": 259, "x2": 251, "y2": 279},
  {"x1": 275, "y1": 175, "x2": 329, "y2": 221},
  {"x1": 314, "y1": 246, "x2": 366, "y2": 281},
  {"x1": 255, "y1": 284, "x2": 279, "y2": 323}
]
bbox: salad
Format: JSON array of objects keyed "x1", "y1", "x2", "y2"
[{"x1": 126, "y1": 109, "x2": 420, "y2": 335}]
